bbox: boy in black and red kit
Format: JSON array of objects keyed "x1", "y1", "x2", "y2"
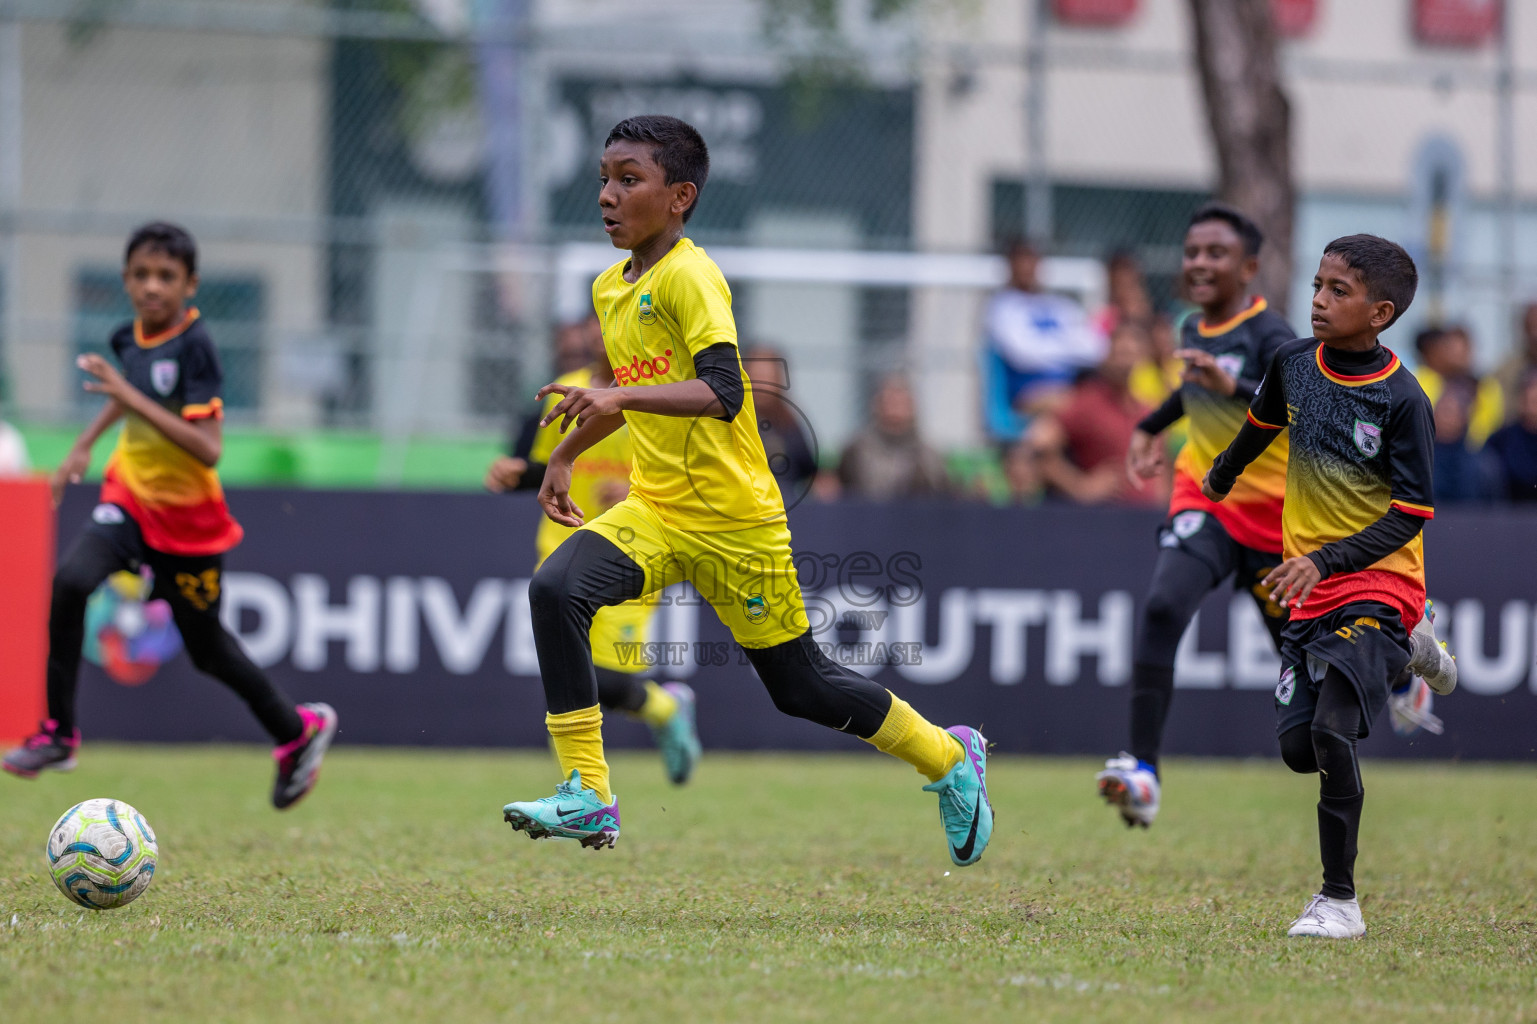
[
  {"x1": 3, "y1": 223, "x2": 338, "y2": 808},
  {"x1": 1203, "y1": 235, "x2": 1457, "y2": 938}
]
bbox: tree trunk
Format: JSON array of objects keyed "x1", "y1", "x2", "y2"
[{"x1": 1186, "y1": 0, "x2": 1295, "y2": 316}]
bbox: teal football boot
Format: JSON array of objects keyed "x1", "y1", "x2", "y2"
[
  {"x1": 503, "y1": 770, "x2": 620, "y2": 850},
  {"x1": 651, "y1": 682, "x2": 701, "y2": 785},
  {"x1": 922, "y1": 726, "x2": 993, "y2": 867}
]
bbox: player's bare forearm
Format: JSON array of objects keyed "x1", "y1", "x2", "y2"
[
  {"x1": 119, "y1": 387, "x2": 222, "y2": 466},
  {"x1": 73, "y1": 400, "x2": 125, "y2": 452},
  {"x1": 548, "y1": 411, "x2": 626, "y2": 469},
  {"x1": 613, "y1": 378, "x2": 723, "y2": 419},
  {"x1": 78, "y1": 353, "x2": 221, "y2": 466}
]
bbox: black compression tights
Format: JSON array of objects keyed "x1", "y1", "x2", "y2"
[
  {"x1": 1278, "y1": 667, "x2": 1365, "y2": 900},
  {"x1": 47, "y1": 530, "x2": 302, "y2": 743},
  {"x1": 1128, "y1": 547, "x2": 1219, "y2": 768},
  {"x1": 529, "y1": 532, "x2": 891, "y2": 736}
]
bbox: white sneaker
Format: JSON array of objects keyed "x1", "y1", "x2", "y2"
[
  {"x1": 1389, "y1": 673, "x2": 1444, "y2": 737},
  {"x1": 1408, "y1": 601, "x2": 1457, "y2": 696},
  {"x1": 1286, "y1": 893, "x2": 1366, "y2": 938},
  {"x1": 1095, "y1": 752, "x2": 1160, "y2": 828}
]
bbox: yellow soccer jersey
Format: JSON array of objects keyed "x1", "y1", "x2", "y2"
[
  {"x1": 591, "y1": 238, "x2": 784, "y2": 531},
  {"x1": 532, "y1": 367, "x2": 635, "y2": 563}
]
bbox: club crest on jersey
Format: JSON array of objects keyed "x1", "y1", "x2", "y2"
[
  {"x1": 638, "y1": 292, "x2": 656, "y2": 325},
  {"x1": 1215, "y1": 353, "x2": 1244, "y2": 380},
  {"x1": 1172, "y1": 510, "x2": 1205, "y2": 539},
  {"x1": 744, "y1": 594, "x2": 769, "y2": 623},
  {"x1": 150, "y1": 359, "x2": 178, "y2": 396},
  {"x1": 1353, "y1": 419, "x2": 1382, "y2": 457},
  {"x1": 1276, "y1": 666, "x2": 1296, "y2": 706}
]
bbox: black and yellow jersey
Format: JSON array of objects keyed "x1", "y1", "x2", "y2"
[
  {"x1": 1209, "y1": 337, "x2": 1435, "y2": 628},
  {"x1": 1142, "y1": 297, "x2": 1294, "y2": 552}
]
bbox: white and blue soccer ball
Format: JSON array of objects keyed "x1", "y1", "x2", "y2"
[{"x1": 45, "y1": 798, "x2": 159, "y2": 910}]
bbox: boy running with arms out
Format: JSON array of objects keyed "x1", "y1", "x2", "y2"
[
  {"x1": 1097, "y1": 204, "x2": 1294, "y2": 828},
  {"x1": 1203, "y1": 235, "x2": 1456, "y2": 938},
  {"x1": 485, "y1": 324, "x2": 702, "y2": 784},
  {"x1": 502, "y1": 116, "x2": 993, "y2": 865},
  {"x1": 3, "y1": 223, "x2": 337, "y2": 808}
]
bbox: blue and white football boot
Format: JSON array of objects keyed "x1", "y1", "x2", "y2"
[{"x1": 1096, "y1": 752, "x2": 1160, "y2": 828}]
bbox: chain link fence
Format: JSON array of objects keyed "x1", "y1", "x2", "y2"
[{"x1": 1, "y1": 0, "x2": 1534, "y2": 484}]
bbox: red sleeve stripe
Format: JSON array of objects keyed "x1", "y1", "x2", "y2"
[
  {"x1": 182, "y1": 397, "x2": 224, "y2": 421},
  {"x1": 1391, "y1": 499, "x2": 1434, "y2": 519},
  {"x1": 1246, "y1": 409, "x2": 1284, "y2": 430}
]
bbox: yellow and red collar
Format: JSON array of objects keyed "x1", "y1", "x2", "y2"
[
  {"x1": 1197, "y1": 296, "x2": 1267, "y2": 338},
  {"x1": 134, "y1": 307, "x2": 200, "y2": 349},
  {"x1": 1315, "y1": 343, "x2": 1399, "y2": 387}
]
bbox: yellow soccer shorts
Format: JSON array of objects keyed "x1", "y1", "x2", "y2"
[{"x1": 579, "y1": 494, "x2": 808, "y2": 648}]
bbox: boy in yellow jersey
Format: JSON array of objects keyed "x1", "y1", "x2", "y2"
[
  {"x1": 502, "y1": 116, "x2": 993, "y2": 865},
  {"x1": 1204, "y1": 235, "x2": 1457, "y2": 939},
  {"x1": 485, "y1": 327, "x2": 701, "y2": 784},
  {"x1": 2, "y1": 223, "x2": 337, "y2": 806}
]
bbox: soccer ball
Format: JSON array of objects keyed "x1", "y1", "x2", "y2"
[{"x1": 45, "y1": 798, "x2": 159, "y2": 910}]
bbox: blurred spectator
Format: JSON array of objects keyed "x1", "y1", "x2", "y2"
[
  {"x1": 1034, "y1": 323, "x2": 1162, "y2": 507},
  {"x1": 0, "y1": 418, "x2": 28, "y2": 476},
  {"x1": 1430, "y1": 386, "x2": 1499, "y2": 504},
  {"x1": 981, "y1": 240, "x2": 1105, "y2": 441},
  {"x1": 1485, "y1": 371, "x2": 1537, "y2": 503},
  {"x1": 1415, "y1": 325, "x2": 1503, "y2": 448},
  {"x1": 553, "y1": 315, "x2": 601, "y2": 377},
  {"x1": 997, "y1": 435, "x2": 1045, "y2": 506},
  {"x1": 1128, "y1": 314, "x2": 1181, "y2": 409},
  {"x1": 742, "y1": 345, "x2": 819, "y2": 503},
  {"x1": 1494, "y1": 302, "x2": 1537, "y2": 413},
  {"x1": 837, "y1": 374, "x2": 951, "y2": 500},
  {"x1": 1094, "y1": 248, "x2": 1155, "y2": 334}
]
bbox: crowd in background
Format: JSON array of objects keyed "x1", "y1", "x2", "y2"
[{"x1": 527, "y1": 243, "x2": 1537, "y2": 510}]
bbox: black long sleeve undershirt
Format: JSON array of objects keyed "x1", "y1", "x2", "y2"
[
  {"x1": 1305, "y1": 509, "x2": 1425, "y2": 579},
  {"x1": 1206, "y1": 418, "x2": 1277, "y2": 495},
  {"x1": 1136, "y1": 391, "x2": 1184, "y2": 436},
  {"x1": 694, "y1": 342, "x2": 745, "y2": 421},
  {"x1": 508, "y1": 410, "x2": 548, "y2": 491}
]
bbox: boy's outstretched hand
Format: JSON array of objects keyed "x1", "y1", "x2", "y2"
[
  {"x1": 537, "y1": 457, "x2": 584, "y2": 528},
  {"x1": 1175, "y1": 348, "x2": 1237, "y2": 396},
  {"x1": 1125, "y1": 428, "x2": 1164, "y2": 483},
  {"x1": 536, "y1": 382, "x2": 624, "y2": 433},
  {"x1": 50, "y1": 446, "x2": 91, "y2": 508},
  {"x1": 1264, "y1": 555, "x2": 1321, "y2": 610},
  {"x1": 76, "y1": 354, "x2": 132, "y2": 402}
]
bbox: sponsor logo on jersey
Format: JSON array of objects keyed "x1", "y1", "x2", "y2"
[
  {"x1": 638, "y1": 291, "x2": 656, "y2": 325},
  {"x1": 613, "y1": 349, "x2": 673, "y2": 385},
  {"x1": 1353, "y1": 419, "x2": 1382, "y2": 457},
  {"x1": 150, "y1": 359, "x2": 179, "y2": 396}
]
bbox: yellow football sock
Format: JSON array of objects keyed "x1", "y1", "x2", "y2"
[
  {"x1": 864, "y1": 693, "x2": 964, "y2": 783},
  {"x1": 633, "y1": 680, "x2": 679, "y2": 729},
  {"x1": 545, "y1": 705, "x2": 612, "y2": 803}
]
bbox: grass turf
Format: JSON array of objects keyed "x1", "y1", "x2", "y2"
[{"x1": 2, "y1": 746, "x2": 1534, "y2": 1022}]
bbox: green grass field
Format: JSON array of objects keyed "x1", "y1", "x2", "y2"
[{"x1": 2, "y1": 746, "x2": 1534, "y2": 1022}]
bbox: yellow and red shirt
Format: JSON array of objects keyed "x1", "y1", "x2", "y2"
[
  {"x1": 1161, "y1": 297, "x2": 1294, "y2": 553},
  {"x1": 591, "y1": 239, "x2": 784, "y2": 530},
  {"x1": 1213, "y1": 338, "x2": 1436, "y2": 628},
  {"x1": 99, "y1": 310, "x2": 243, "y2": 555}
]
